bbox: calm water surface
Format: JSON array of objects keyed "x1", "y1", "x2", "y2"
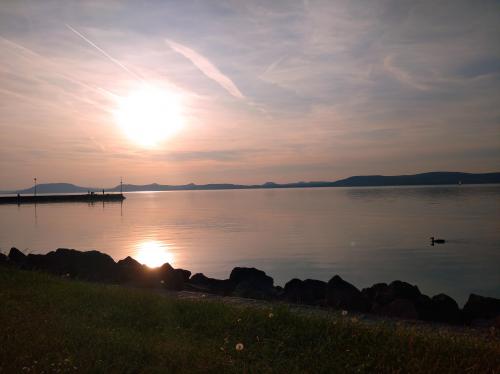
[{"x1": 1, "y1": 185, "x2": 499, "y2": 304}]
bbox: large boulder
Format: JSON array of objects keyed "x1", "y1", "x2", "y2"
[
  {"x1": 326, "y1": 275, "x2": 368, "y2": 311},
  {"x1": 386, "y1": 281, "x2": 422, "y2": 301},
  {"x1": 430, "y1": 294, "x2": 461, "y2": 324},
  {"x1": 362, "y1": 280, "x2": 422, "y2": 308},
  {"x1": 158, "y1": 263, "x2": 191, "y2": 291},
  {"x1": 8, "y1": 247, "x2": 26, "y2": 265},
  {"x1": 0, "y1": 252, "x2": 7, "y2": 265},
  {"x1": 26, "y1": 248, "x2": 118, "y2": 282},
  {"x1": 284, "y1": 278, "x2": 327, "y2": 305},
  {"x1": 229, "y1": 267, "x2": 275, "y2": 299},
  {"x1": 229, "y1": 267, "x2": 273, "y2": 288},
  {"x1": 373, "y1": 299, "x2": 419, "y2": 320},
  {"x1": 463, "y1": 294, "x2": 500, "y2": 323},
  {"x1": 116, "y1": 256, "x2": 157, "y2": 285},
  {"x1": 188, "y1": 273, "x2": 235, "y2": 295}
]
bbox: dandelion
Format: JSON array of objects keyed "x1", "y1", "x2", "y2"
[
  {"x1": 341, "y1": 310, "x2": 348, "y2": 316},
  {"x1": 268, "y1": 312, "x2": 274, "y2": 319},
  {"x1": 235, "y1": 343, "x2": 244, "y2": 351}
]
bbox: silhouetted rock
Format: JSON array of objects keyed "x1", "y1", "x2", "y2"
[
  {"x1": 430, "y1": 294, "x2": 461, "y2": 324},
  {"x1": 387, "y1": 280, "x2": 422, "y2": 301},
  {"x1": 188, "y1": 273, "x2": 235, "y2": 295},
  {"x1": 362, "y1": 280, "x2": 422, "y2": 310},
  {"x1": 117, "y1": 256, "x2": 143, "y2": 273},
  {"x1": 116, "y1": 256, "x2": 157, "y2": 285},
  {"x1": 8, "y1": 247, "x2": 26, "y2": 265},
  {"x1": 232, "y1": 281, "x2": 277, "y2": 299},
  {"x1": 361, "y1": 283, "x2": 389, "y2": 310},
  {"x1": 284, "y1": 278, "x2": 327, "y2": 305},
  {"x1": 463, "y1": 294, "x2": 500, "y2": 323},
  {"x1": 0, "y1": 252, "x2": 7, "y2": 265},
  {"x1": 229, "y1": 267, "x2": 273, "y2": 288},
  {"x1": 413, "y1": 294, "x2": 435, "y2": 321},
  {"x1": 158, "y1": 263, "x2": 191, "y2": 291},
  {"x1": 27, "y1": 248, "x2": 118, "y2": 282},
  {"x1": 326, "y1": 275, "x2": 367, "y2": 311},
  {"x1": 373, "y1": 299, "x2": 419, "y2": 320},
  {"x1": 229, "y1": 267, "x2": 275, "y2": 299}
]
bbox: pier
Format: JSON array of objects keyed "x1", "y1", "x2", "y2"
[{"x1": 0, "y1": 193, "x2": 125, "y2": 205}]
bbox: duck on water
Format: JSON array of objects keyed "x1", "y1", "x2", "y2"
[{"x1": 431, "y1": 237, "x2": 446, "y2": 245}]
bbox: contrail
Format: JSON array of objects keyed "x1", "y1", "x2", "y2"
[{"x1": 65, "y1": 24, "x2": 142, "y2": 80}]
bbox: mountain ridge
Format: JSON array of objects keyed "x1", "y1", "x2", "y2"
[{"x1": 4, "y1": 171, "x2": 500, "y2": 194}]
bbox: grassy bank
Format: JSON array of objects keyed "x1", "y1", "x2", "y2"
[{"x1": 0, "y1": 268, "x2": 498, "y2": 373}]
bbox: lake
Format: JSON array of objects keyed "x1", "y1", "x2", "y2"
[{"x1": 1, "y1": 185, "x2": 499, "y2": 304}]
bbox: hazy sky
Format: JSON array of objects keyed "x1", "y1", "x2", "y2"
[{"x1": 1, "y1": 0, "x2": 499, "y2": 189}]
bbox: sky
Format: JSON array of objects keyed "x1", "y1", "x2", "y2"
[{"x1": 0, "y1": 0, "x2": 499, "y2": 189}]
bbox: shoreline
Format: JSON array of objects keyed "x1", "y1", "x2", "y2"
[{"x1": 2, "y1": 247, "x2": 499, "y2": 328}]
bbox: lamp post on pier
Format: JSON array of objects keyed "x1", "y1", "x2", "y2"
[
  {"x1": 34, "y1": 177, "x2": 37, "y2": 197},
  {"x1": 120, "y1": 177, "x2": 123, "y2": 196}
]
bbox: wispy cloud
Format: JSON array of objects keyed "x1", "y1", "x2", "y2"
[{"x1": 165, "y1": 38, "x2": 244, "y2": 99}]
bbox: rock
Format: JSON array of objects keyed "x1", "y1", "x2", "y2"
[
  {"x1": 229, "y1": 267, "x2": 274, "y2": 289},
  {"x1": 229, "y1": 267, "x2": 275, "y2": 300},
  {"x1": 284, "y1": 278, "x2": 327, "y2": 305},
  {"x1": 361, "y1": 283, "x2": 389, "y2": 306},
  {"x1": 430, "y1": 294, "x2": 461, "y2": 324},
  {"x1": 387, "y1": 280, "x2": 422, "y2": 301},
  {"x1": 463, "y1": 294, "x2": 500, "y2": 323},
  {"x1": 413, "y1": 294, "x2": 434, "y2": 321},
  {"x1": 326, "y1": 275, "x2": 368, "y2": 311},
  {"x1": 362, "y1": 280, "x2": 421, "y2": 309},
  {"x1": 233, "y1": 281, "x2": 279, "y2": 300},
  {"x1": 158, "y1": 263, "x2": 191, "y2": 291},
  {"x1": 188, "y1": 273, "x2": 235, "y2": 295},
  {"x1": 27, "y1": 248, "x2": 118, "y2": 282},
  {"x1": 116, "y1": 256, "x2": 154, "y2": 285},
  {"x1": 373, "y1": 299, "x2": 419, "y2": 320},
  {"x1": 0, "y1": 252, "x2": 7, "y2": 265},
  {"x1": 8, "y1": 247, "x2": 26, "y2": 265}
]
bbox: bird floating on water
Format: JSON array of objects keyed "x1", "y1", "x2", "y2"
[{"x1": 430, "y1": 237, "x2": 446, "y2": 245}]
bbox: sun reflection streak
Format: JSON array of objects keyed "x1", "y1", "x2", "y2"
[{"x1": 135, "y1": 240, "x2": 174, "y2": 268}]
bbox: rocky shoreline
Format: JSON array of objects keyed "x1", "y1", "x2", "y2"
[{"x1": 1, "y1": 247, "x2": 499, "y2": 327}]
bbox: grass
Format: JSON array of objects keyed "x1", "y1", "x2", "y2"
[{"x1": 0, "y1": 267, "x2": 499, "y2": 373}]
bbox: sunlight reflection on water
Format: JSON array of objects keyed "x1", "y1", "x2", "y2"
[{"x1": 134, "y1": 240, "x2": 175, "y2": 268}]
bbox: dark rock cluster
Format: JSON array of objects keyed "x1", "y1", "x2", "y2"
[{"x1": 2, "y1": 247, "x2": 499, "y2": 327}]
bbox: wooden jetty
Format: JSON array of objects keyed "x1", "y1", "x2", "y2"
[{"x1": 0, "y1": 193, "x2": 125, "y2": 205}]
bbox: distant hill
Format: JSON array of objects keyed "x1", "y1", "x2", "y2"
[
  {"x1": 328, "y1": 172, "x2": 500, "y2": 187},
  {"x1": 11, "y1": 183, "x2": 98, "y2": 195},
  {"x1": 4, "y1": 172, "x2": 500, "y2": 194}
]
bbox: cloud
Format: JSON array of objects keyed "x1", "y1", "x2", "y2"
[
  {"x1": 165, "y1": 38, "x2": 244, "y2": 99},
  {"x1": 383, "y1": 55, "x2": 430, "y2": 91}
]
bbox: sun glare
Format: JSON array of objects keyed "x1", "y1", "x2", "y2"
[
  {"x1": 135, "y1": 240, "x2": 175, "y2": 268},
  {"x1": 113, "y1": 84, "x2": 184, "y2": 148}
]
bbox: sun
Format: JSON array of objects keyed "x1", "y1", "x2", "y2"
[{"x1": 113, "y1": 84, "x2": 184, "y2": 148}]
